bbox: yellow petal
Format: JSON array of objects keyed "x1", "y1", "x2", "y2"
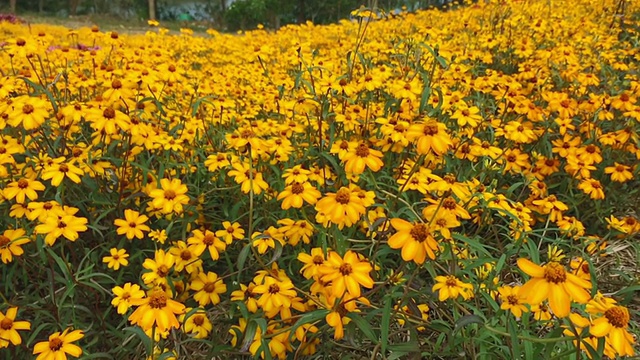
[
  {"x1": 517, "y1": 258, "x2": 545, "y2": 277},
  {"x1": 548, "y1": 283, "x2": 570, "y2": 318}
]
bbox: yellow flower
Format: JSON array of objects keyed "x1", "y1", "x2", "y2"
[
  {"x1": 181, "y1": 308, "x2": 212, "y2": 339},
  {"x1": 169, "y1": 241, "x2": 202, "y2": 274},
  {"x1": 0, "y1": 307, "x2": 31, "y2": 347},
  {"x1": 318, "y1": 250, "x2": 374, "y2": 298},
  {"x1": 230, "y1": 283, "x2": 259, "y2": 313},
  {"x1": 114, "y1": 209, "x2": 150, "y2": 240},
  {"x1": 190, "y1": 271, "x2": 227, "y2": 307},
  {"x1": 40, "y1": 157, "x2": 84, "y2": 186},
  {"x1": 33, "y1": 328, "x2": 84, "y2": 360},
  {"x1": 6, "y1": 95, "x2": 50, "y2": 130},
  {"x1": 341, "y1": 142, "x2": 384, "y2": 174},
  {"x1": 315, "y1": 187, "x2": 366, "y2": 229},
  {"x1": 216, "y1": 221, "x2": 245, "y2": 244},
  {"x1": 277, "y1": 181, "x2": 321, "y2": 209},
  {"x1": 277, "y1": 218, "x2": 314, "y2": 246},
  {"x1": 111, "y1": 283, "x2": 145, "y2": 315},
  {"x1": 432, "y1": 275, "x2": 474, "y2": 301},
  {"x1": 141, "y1": 249, "x2": 175, "y2": 285},
  {"x1": 497, "y1": 285, "x2": 528, "y2": 318},
  {"x1": 227, "y1": 162, "x2": 269, "y2": 195},
  {"x1": 587, "y1": 297, "x2": 635, "y2": 357},
  {"x1": 253, "y1": 276, "x2": 298, "y2": 318},
  {"x1": 406, "y1": 120, "x2": 452, "y2": 155},
  {"x1": 517, "y1": 258, "x2": 591, "y2": 318},
  {"x1": 0, "y1": 228, "x2": 29, "y2": 264},
  {"x1": 604, "y1": 163, "x2": 633, "y2": 183},
  {"x1": 387, "y1": 219, "x2": 438, "y2": 264},
  {"x1": 102, "y1": 248, "x2": 129, "y2": 270},
  {"x1": 35, "y1": 214, "x2": 88, "y2": 246},
  {"x1": 128, "y1": 289, "x2": 185, "y2": 332},
  {"x1": 3, "y1": 177, "x2": 45, "y2": 203},
  {"x1": 187, "y1": 229, "x2": 226, "y2": 260},
  {"x1": 149, "y1": 178, "x2": 190, "y2": 214},
  {"x1": 297, "y1": 247, "x2": 326, "y2": 279},
  {"x1": 577, "y1": 179, "x2": 605, "y2": 199}
]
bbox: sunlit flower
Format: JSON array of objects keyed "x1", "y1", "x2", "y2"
[
  {"x1": 128, "y1": 289, "x2": 185, "y2": 332},
  {"x1": 432, "y1": 275, "x2": 474, "y2": 301},
  {"x1": 102, "y1": 248, "x2": 129, "y2": 270},
  {"x1": 114, "y1": 209, "x2": 150, "y2": 240},
  {"x1": 111, "y1": 283, "x2": 145, "y2": 315},
  {"x1": 33, "y1": 328, "x2": 84, "y2": 360},
  {"x1": 517, "y1": 258, "x2": 591, "y2": 317},
  {"x1": 318, "y1": 250, "x2": 374, "y2": 298},
  {"x1": 0, "y1": 307, "x2": 31, "y2": 348}
]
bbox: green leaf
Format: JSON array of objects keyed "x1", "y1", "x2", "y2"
[
  {"x1": 453, "y1": 314, "x2": 484, "y2": 333},
  {"x1": 240, "y1": 319, "x2": 258, "y2": 352},
  {"x1": 507, "y1": 317, "x2": 521, "y2": 358},
  {"x1": 237, "y1": 243, "x2": 252, "y2": 274},
  {"x1": 381, "y1": 295, "x2": 393, "y2": 354},
  {"x1": 123, "y1": 326, "x2": 152, "y2": 356},
  {"x1": 347, "y1": 312, "x2": 378, "y2": 343}
]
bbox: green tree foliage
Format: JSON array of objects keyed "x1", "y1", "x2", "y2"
[{"x1": 1, "y1": 0, "x2": 451, "y2": 30}]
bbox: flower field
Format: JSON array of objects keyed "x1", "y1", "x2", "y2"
[{"x1": 1, "y1": 0, "x2": 639, "y2": 358}]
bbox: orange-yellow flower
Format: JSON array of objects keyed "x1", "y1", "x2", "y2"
[
  {"x1": 318, "y1": 250, "x2": 374, "y2": 298},
  {"x1": 113, "y1": 209, "x2": 150, "y2": 240},
  {"x1": 128, "y1": 289, "x2": 185, "y2": 332},
  {"x1": 387, "y1": 219, "x2": 438, "y2": 264},
  {"x1": 517, "y1": 258, "x2": 591, "y2": 318},
  {"x1": 33, "y1": 328, "x2": 84, "y2": 360}
]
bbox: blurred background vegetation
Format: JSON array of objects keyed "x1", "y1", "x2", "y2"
[{"x1": 1, "y1": 0, "x2": 452, "y2": 31}]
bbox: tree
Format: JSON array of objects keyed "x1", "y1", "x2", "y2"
[{"x1": 148, "y1": 0, "x2": 156, "y2": 19}]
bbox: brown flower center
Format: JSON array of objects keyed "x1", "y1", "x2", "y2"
[
  {"x1": 312, "y1": 255, "x2": 324, "y2": 265},
  {"x1": 423, "y1": 122, "x2": 439, "y2": 136},
  {"x1": 148, "y1": 290, "x2": 167, "y2": 309},
  {"x1": 604, "y1": 306, "x2": 629, "y2": 328},
  {"x1": 49, "y1": 337, "x2": 64, "y2": 351},
  {"x1": 164, "y1": 190, "x2": 176, "y2": 200},
  {"x1": 506, "y1": 295, "x2": 519, "y2": 305},
  {"x1": 203, "y1": 234, "x2": 215, "y2": 246},
  {"x1": 0, "y1": 317, "x2": 13, "y2": 330},
  {"x1": 22, "y1": 104, "x2": 34, "y2": 114},
  {"x1": 17, "y1": 179, "x2": 29, "y2": 189},
  {"x1": 410, "y1": 223, "x2": 429, "y2": 242},
  {"x1": 111, "y1": 79, "x2": 122, "y2": 89},
  {"x1": 291, "y1": 182, "x2": 305, "y2": 194},
  {"x1": 442, "y1": 197, "x2": 457, "y2": 210},
  {"x1": 203, "y1": 282, "x2": 217, "y2": 293},
  {"x1": 335, "y1": 188, "x2": 351, "y2": 204},
  {"x1": 543, "y1": 262, "x2": 566, "y2": 283},
  {"x1": 339, "y1": 263, "x2": 353, "y2": 275},
  {"x1": 355, "y1": 143, "x2": 370, "y2": 157},
  {"x1": 103, "y1": 108, "x2": 116, "y2": 119},
  {"x1": 445, "y1": 276, "x2": 458, "y2": 287},
  {"x1": 268, "y1": 284, "x2": 280, "y2": 294},
  {"x1": 180, "y1": 250, "x2": 191, "y2": 260},
  {"x1": 192, "y1": 315, "x2": 205, "y2": 326},
  {"x1": 157, "y1": 265, "x2": 169, "y2": 277}
]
